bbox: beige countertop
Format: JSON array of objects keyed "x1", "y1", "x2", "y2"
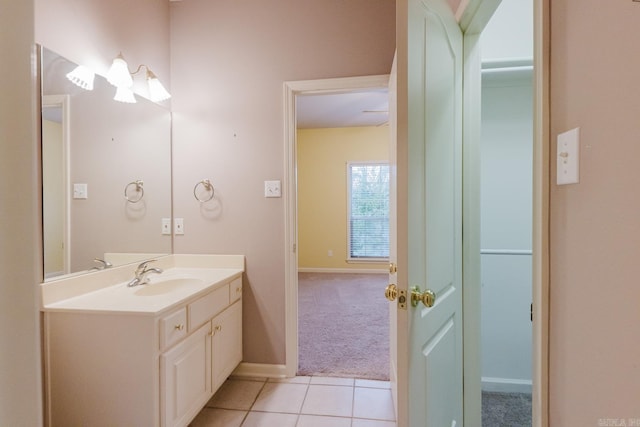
[{"x1": 41, "y1": 255, "x2": 244, "y2": 315}]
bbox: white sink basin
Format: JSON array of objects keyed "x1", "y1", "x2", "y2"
[{"x1": 133, "y1": 277, "x2": 204, "y2": 296}]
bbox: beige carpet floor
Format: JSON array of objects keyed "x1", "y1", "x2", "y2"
[
  {"x1": 297, "y1": 272, "x2": 390, "y2": 380},
  {"x1": 296, "y1": 272, "x2": 531, "y2": 424}
]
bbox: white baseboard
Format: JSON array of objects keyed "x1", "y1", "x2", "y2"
[
  {"x1": 298, "y1": 267, "x2": 387, "y2": 274},
  {"x1": 482, "y1": 376, "x2": 532, "y2": 394},
  {"x1": 232, "y1": 362, "x2": 289, "y2": 379}
]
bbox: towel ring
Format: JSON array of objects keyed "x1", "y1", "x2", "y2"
[
  {"x1": 194, "y1": 179, "x2": 214, "y2": 203},
  {"x1": 124, "y1": 180, "x2": 144, "y2": 203}
]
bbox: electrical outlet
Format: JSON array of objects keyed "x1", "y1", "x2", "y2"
[
  {"x1": 174, "y1": 218, "x2": 184, "y2": 235},
  {"x1": 161, "y1": 218, "x2": 171, "y2": 235},
  {"x1": 328, "y1": 250, "x2": 333, "y2": 257}
]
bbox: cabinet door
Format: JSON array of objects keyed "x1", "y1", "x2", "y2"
[
  {"x1": 211, "y1": 300, "x2": 242, "y2": 391},
  {"x1": 161, "y1": 323, "x2": 212, "y2": 427}
]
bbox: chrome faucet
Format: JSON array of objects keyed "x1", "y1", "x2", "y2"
[
  {"x1": 90, "y1": 258, "x2": 113, "y2": 271},
  {"x1": 127, "y1": 260, "x2": 163, "y2": 287}
]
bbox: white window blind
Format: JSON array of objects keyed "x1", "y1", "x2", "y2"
[{"x1": 347, "y1": 162, "x2": 390, "y2": 260}]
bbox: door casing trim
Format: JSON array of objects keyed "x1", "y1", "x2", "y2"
[{"x1": 283, "y1": 75, "x2": 392, "y2": 377}]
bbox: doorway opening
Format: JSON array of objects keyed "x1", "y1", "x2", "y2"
[
  {"x1": 478, "y1": 0, "x2": 534, "y2": 425},
  {"x1": 479, "y1": 61, "x2": 534, "y2": 425},
  {"x1": 283, "y1": 75, "x2": 392, "y2": 381}
]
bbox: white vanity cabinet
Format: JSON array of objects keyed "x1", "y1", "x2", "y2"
[
  {"x1": 161, "y1": 278, "x2": 243, "y2": 427},
  {"x1": 212, "y1": 299, "x2": 242, "y2": 390},
  {"x1": 43, "y1": 272, "x2": 243, "y2": 427}
]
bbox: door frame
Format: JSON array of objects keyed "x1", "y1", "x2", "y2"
[
  {"x1": 458, "y1": 0, "x2": 549, "y2": 425},
  {"x1": 42, "y1": 94, "x2": 71, "y2": 278},
  {"x1": 531, "y1": 0, "x2": 550, "y2": 424},
  {"x1": 282, "y1": 74, "x2": 392, "y2": 377}
]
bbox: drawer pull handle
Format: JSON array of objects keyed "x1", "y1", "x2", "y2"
[
  {"x1": 174, "y1": 324, "x2": 185, "y2": 331},
  {"x1": 215, "y1": 325, "x2": 222, "y2": 332}
]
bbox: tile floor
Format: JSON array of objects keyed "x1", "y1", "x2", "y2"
[{"x1": 190, "y1": 376, "x2": 396, "y2": 427}]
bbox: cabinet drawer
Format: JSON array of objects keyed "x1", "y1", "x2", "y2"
[
  {"x1": 161, "y1": 308, "x2": 188, "y2": 350},
  {"x1": 229, "y1": 277, "x2": 242, "y2": 303},
  {"x1": 189, "y1": 284, "x2": 229, "y2": 331}
]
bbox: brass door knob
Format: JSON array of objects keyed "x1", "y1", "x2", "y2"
[
  {"x1": 411, "y1": 286, "x2": 435, "y2": 308},
  {"x1": 385, "y1": 284, "x2": 398, "y2": 301}
]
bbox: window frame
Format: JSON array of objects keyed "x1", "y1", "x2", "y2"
[{"x1": 346, "y1": 161, "x2": 390, "y2": 262}]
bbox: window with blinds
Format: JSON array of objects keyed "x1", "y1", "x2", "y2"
[{"x1": 347, "y1": 162, "x2": 390, "y2": 260}]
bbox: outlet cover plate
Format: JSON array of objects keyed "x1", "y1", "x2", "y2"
[
  {"x1": 174, "y1": 218, "x2": 184, "y2": 235},
  {"x1": 161, "y1": 218, "x2": 171, "y2": 235}
]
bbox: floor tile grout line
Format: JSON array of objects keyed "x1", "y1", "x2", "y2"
[
  {"x1": 240, "y1": 378, "x2": 269, "y2": 426},
  {"x1": 351, "y1": 382, "x2": 356, "y2": 423},
  {"x1": 298, "y1": 381, "x2": 311, "y2": 416}
]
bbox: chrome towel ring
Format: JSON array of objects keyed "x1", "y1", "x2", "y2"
[
  {"x1": 124, "y1": 180, "x2": 144, "y2": 203},
  {"x1": 194, "y1": 179, "x2": 214, "y2": 202}
]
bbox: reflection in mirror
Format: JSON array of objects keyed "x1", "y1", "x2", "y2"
[{"x1": 41, "y1": 46, "x2": 172, "y2": 280}]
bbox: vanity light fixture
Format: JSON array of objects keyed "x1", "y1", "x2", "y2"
[
  {"x1": 106, "y1": 52, "x2": 171, "y2": 103},
  {"x1": 106, "y1": 53, "x2": 134, "y2": 88},
  {"x1": 65, "y1": 65, "x2": 95, "y2": 91},
  {"x1": 145, "y1": 69, "x2": 171, "y2": 102},
  {"x1": 114, "y1": 86, "x2": 137, "y2": 104}
]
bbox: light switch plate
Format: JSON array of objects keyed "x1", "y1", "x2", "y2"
[
  {"x1": 557, "y1": 127, "x2": 580, "y2": 185},
  {"x1": 73, "y1": 183, "x2": 88, "y2": 199},
  {"x1": 264, "y1": 180, "x2": 281, "y2": 198}
]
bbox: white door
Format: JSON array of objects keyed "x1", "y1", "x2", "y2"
[{"x1": 389, "y1": 0, "x2": 464, "y2": 425}]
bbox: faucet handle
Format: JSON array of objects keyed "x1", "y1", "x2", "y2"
[
  {"x1": 136, "y1": 259, "x2": 156, "y2": 273},
  {"x1": 94, "y1": 258, "x2": 113, "y2": 269}
]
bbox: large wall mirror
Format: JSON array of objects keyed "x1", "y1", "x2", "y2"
[{"x1": 41, "y1": 46, "x2": 172, "y2": 280}]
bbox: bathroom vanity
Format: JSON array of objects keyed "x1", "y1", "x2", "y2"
[{"x1": 41, "y1": 255, "x2": 244, "y2": 427}]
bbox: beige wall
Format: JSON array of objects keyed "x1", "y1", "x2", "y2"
[
  {"x1": 549, "y1": 0, "x2": 640, "y2": 423},
  {"x1": 169, "y1": 0, "x2": 396, "y2": 364},
  {"x1": 297, "y1": 127, "x2": 389, "y2": 271},
  {"x1": 0, "y1": 0, "x2": 43, "y2": 424}
]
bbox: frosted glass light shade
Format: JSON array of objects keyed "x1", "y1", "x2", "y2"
[
  {"x1": 107, "y1": 54, "x2": 133, "y2": 88},
  {"x1": 113, "y1": 86, "x2": 137, "y2": 104},
  {"x1": 146, "y1": 70, "x2": 171, "y2": 102},
  {"x1": 66, "y1": 65, "x2": 95, "y2": 91}
]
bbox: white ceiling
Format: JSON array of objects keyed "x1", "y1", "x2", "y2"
[{"x1": 296, "y1": 89, "x2": 389, "y2": 129}]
